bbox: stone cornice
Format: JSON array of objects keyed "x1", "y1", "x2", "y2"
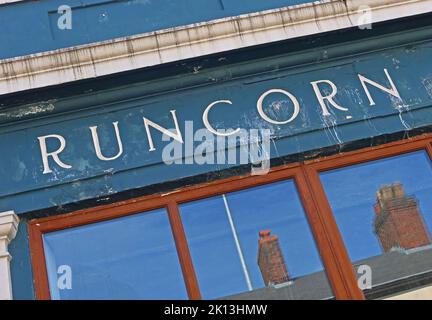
[{"x1": 1, "y1": 0, "x2": 432, "y2": 95}]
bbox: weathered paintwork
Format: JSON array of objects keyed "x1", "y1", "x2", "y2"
[
  {"x1": 0, "y1": 0, "x2": 309, "y2": 59},
  {"x1": 2, "y1": 35, "x2": 432, "y2": 216},
  {"x1": 3, "y1": 14, "x2": 432, "y2": 300}
]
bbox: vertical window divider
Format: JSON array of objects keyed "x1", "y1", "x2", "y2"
[
  {"x1": 426, "y1": 139, "x2": 432, "y2": 159},
  {"x1": 166, "y1": 201, "x2": 201, "y2": 300},
  {"x1": 28, "y1": 223, "x2": 51, "y2": 300},
  {"x1": 298, "y1": 164, "x2": 365, "y2": 300}
]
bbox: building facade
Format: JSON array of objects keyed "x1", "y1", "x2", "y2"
[{"x1": 2, "y1": 0, "x2": 432, "y2": 300}]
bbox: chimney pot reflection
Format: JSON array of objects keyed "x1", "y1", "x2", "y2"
[{"x1": 257, "y1": 229, "x2": 290, "y2": 287}]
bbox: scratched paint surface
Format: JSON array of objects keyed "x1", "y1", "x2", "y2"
[
  {"x1": 1, "y1": 40, "x2": 432, "y2": 214},
  {"x1": 0, "y1": 0, "x2": 310, "y2": 59}
]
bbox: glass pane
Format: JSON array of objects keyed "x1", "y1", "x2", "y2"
[
  {"x1": 179, "y1": 179, "x2": 333, "y2": 300},
  {"x1": 43, "y1": 208, "x2": 188, "y2": 300},
  {"x1": 320, "y1": 150, "x2": 432, "y2": 299}
]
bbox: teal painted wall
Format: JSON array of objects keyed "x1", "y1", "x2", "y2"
[
  {"x1": 9, "y1": 222, "x2": 34, "y2": 300},
  {"x1": 3, "y1": 17, "x2": 432, "y2": 299},
  {"x1": 0, "y1": 0, "x2": 310, "y2": 59},
  {"x1": 2, "y1": 29, "x2": 432, "y2": 216}
]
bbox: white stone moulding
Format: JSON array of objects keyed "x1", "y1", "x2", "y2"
[
  {"x1": 0, "y1": 211, "x2": 19, "y2": 300},
  {"x1": 0, "y1": 0, "x2": 25, "y2": 4},
  {"x1": 0, "y1": 0, "x2": 432, "y2": 95}
]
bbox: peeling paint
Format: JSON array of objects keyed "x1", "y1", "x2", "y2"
[
  {"x1": 12, "y1": 161, "x2": 27, "y2": 182},
  {"x1": 422, "y1": 76, "x2": 432, "y2": 99},
  {"x1": 322, "y1": 113, "x2": 343, "y2": 145},
  {"x1": 0, "y1": 102, "x2": 55, "y2": 119}
]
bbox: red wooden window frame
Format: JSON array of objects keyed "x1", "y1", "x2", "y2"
[
  {"x1": 28, "y1": 134, "x2": 432, "y2": 300},
  {"x1": 303, "y1": 135, "x2": 432, "y2": 299}
]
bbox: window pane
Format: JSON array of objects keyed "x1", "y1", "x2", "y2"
[
  {"x1": 43, "y1": 208, "x2": 188, "y2": 300},
  {"x1": 179, "y1": 179, "x2": 333, "y2": 300},
  {"x1": 320, "y1": 150, "x2": 432, "y2": 299}
]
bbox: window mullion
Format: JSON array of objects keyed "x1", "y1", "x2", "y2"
[
  {"x1": 298, "y1": 165, "x2": 365, "y2": 300},
  {"x1": 166, "y1": 201, "x2": 201, "y2": 300}
]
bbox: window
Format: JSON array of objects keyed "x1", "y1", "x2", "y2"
[
  {"x1": 179, "y1": 180, "x2": 332, "y2": 299},
  {"x1": 43, "y1": 208, "x2": 188, "y2": 300},
  {"x1": 30, "y1": 166, "x2": 335, "y2": 300},
  {"x1": 29, "y1": 135, "x2": 432, "y2": 300},
  {"x1": 319, "y1": 150, "x2": 432, "y2": 299}
]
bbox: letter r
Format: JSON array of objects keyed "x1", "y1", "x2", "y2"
[{"x1": 38, "y1": 134, "x2": 72, "y2": 174}]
